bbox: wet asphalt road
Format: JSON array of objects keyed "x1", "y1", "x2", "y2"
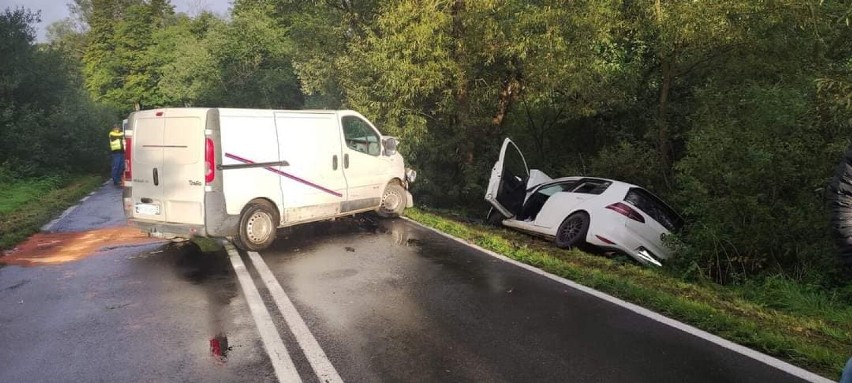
[{"x1": 0, "y1": 184, "x2": 827, "y2": 382}]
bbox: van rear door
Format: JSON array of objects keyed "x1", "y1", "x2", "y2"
[
  {"x1": 131, "y1": 113, "x2": 166, "y2": 222},
  {"x1": 130, "y1": 109, "x2": 206, "y2": 225},
  {"x1": 161, "y1": 112, "x2": 206, "y2": 224}
]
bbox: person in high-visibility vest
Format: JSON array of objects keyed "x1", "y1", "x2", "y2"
[{"x1": 109, "y1": 124, "x2": 125, "y2": 186}]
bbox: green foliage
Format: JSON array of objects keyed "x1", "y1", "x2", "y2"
[
  {"x1": 0, "y1": 172, "x2": 64, "y2": 214},
  {"x1": 0, "y1": 174, "x2": 103, "y2": 250},
  {"x1": 0, "y1": 7, "x2": 116, "y2": 177},
  {"x1": 82, "y1": 0, "x2": 175, "y2": 112},
  {"x1": 587, "y1": 140, "x2": 669, "y2": 193},
  {"x1": 202, "y1": 3, "x2": 303, "y2": 108},
  {"x1": 7, "y1": 0, "x2": 850, "y2": 284},
  {"x1": 672, "y1": 83, "x2": 840, "y2": 283}
]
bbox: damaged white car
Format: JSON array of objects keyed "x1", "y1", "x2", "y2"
[{"x1": 484, "y1": 138, "x2": 683, "y2": 266}]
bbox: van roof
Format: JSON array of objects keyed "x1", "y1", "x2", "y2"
[{"x1": 132, "y1": 107, "x2": 355, "y2": 114}]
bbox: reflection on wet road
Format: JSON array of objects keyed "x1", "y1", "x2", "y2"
[
  {"x1": 0, "y1": 237, "x2": 275, "y2": 383},
  {"x1": 0, "y1": 184, "x2": 830, "y2": 382},
  {"x1": 255, "y1": 216, "x2": 821, "y2": 383},
  {"x1": 0, "y1": 184, "x2": 275, "y2": 383}
]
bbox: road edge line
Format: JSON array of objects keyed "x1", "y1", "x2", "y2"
[
  {"x1": 402, "y1": 217, "x2": 834, "y2": 383},
  {"x1": 40, "y1": 189, "x2": 99, "y2": 232},
  {"x1": 247, "y1": 251, "x2": 344, "y2": 383},
  {"x1": 225, "y1": 243, "x2": 302, "y2": 383}
]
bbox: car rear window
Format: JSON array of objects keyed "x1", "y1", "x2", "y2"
[
  {"x1": 571, "y1": 179, "x2": 611, "y2": 195},
  {"x1": 624, "y1": 188, "x2": 683, "y2": 231}
]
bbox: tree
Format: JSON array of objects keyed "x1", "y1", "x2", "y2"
[
  {"x1": 82, "y1": 0, "x2": 174, "y2": 112},
  {"x1": 199, "y1": 0, "x2": 303, "y2": 108},
  {"x1": 0, "y1": 6, "x2": 116, "y2": 176}
]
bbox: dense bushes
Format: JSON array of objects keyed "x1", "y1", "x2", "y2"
[
  {"x1": 0, "y1": 7, "x2": 116, "y2": 178},
  {"x1": 5, "y1": 1, "x2": 850, "y2": 285}
]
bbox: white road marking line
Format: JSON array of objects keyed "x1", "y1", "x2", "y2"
[
  {"x1": 41, "y1": 204, "x2": 80, "y2": 232},
  {"x1": 247, "y1": 251, "x2": 344, "y2": 383},
  {"x1": 41, "y1": 188, "x2": 99, "y2": 231},
  {"x1": 225, "y1": 243, "x2": 302, "y2": 383},
  {"x1": 402, "y1": 217, "x2": 834, "y2": 383}
]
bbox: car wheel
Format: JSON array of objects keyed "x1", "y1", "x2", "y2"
[
  {"x1": 555, "y1": 212, "x2": 590, "y2": 249},
  {"x1": 376, "y1": 183, "x2": 406, "y2": 218},
  {"x1": 485, "y1": 207, "x2": 503, "y2": 227},
  {"x1": 829, "y1": 143, "x2": 852, "y2": 277},
  {"x1": 234, "y1": 200, "x2": 278, "y2": 251}
]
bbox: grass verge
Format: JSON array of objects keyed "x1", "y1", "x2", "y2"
[
  {"x1": 405, "y1": 207, "x2": 851, "y2": 380},
  {"x1": 0, "y1": 174, "x2": 105, "y2": 250}
]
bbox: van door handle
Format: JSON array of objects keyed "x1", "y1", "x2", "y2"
[
  {"x1": 344, "y1": 154, "x2": 349, "y2": 169},
  {"x1": 153, "y1": 168, "x2": 159, "y2": 186},
  {"x1": 333, "y1": 155, "x2": 338, "y2": 170}
]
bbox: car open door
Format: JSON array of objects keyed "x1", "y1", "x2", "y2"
[{"x1": 485, "y1": 138, "x2": 529, "y2": 218}]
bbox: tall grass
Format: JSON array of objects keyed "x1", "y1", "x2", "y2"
[
  {"x1": 0, "y1": 174, "x2": 104, "y2": 250},
  {"x1": 0, "y1": 175, "x2": 65, "y2": 214}
]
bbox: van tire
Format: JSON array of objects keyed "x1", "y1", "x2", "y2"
[
  {"x1": 377, "y1": 183, "x2": 406, "y2": 218},
  {"x1": 234, "y1": 200, "x2": 278, "y2": 251}
]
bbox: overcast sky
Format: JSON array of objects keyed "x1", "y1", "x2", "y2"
[{"x1": 1, "y1": 0, "x2": 232, "y2": 42}]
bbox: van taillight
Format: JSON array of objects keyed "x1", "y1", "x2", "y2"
[
  {"x1": 205, "y1": 138, "x2": 215, "y2": 183},
  {"x1": 123, "y1": 137, "x2": 132, "y2": 181},
  {"x1": 606, "y1": 202, "x2": 645, "y2": 223}
]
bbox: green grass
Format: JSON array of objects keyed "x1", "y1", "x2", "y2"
[
  {"x1": 0, "y1": 174, "x2": 104, "y2": 250},
  {"x1": 405, "y1": 207, "x2": 851, "y2": 380},
  {"x1": 191, "y1": 237, "x2": 225, "y2": 252}
]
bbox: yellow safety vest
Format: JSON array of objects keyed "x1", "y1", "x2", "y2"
[{"x1": 109, "y1": 130, "x2": 124, "y2": 152}]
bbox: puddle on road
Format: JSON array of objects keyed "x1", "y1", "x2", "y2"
[{"x1": 0, "y1": 226, "x2": 164, "y2": 266}]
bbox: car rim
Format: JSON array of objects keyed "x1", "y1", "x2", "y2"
[
  {"x1": 246, "y1": 211, "x2": 273, "y2": 244},
  {"x1": 560, "y1": 217, "x2": 582, "y2": 242},
  {"x1": 382, "y1": 189, "x2": 401, "y2": 212}
]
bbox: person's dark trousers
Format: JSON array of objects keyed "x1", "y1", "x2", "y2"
[
  {"x1": 840, "y1": 356, "x2": 852, "y2": 383},
  {"x1": 111, "y1": 152, "x2": 125, "y2": 186}
]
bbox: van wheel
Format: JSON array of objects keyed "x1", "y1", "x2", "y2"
[
  {"x1": 234, "y1": 201, "x2": 278, "y2": 251},
  {"x1": 377, "y1": 184, "x2": 406, "y2": 218}
]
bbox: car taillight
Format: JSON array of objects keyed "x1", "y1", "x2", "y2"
[
  {"x1": 606, "y1": 202, "x2": 645, "y2": 223},
  {"x1": 123, "y1": 137, "x2": 132, "y2": 181},
  {"x1": 205, "y1": 138, "x2": 215, "y2": 184}
]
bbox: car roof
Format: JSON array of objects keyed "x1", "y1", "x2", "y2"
[{"x1": 547, "y1": 176, "x2": 639, "y2": 189}]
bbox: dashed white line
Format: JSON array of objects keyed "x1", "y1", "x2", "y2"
[
  {"x1": 402, "y1": 217, "x2": 834, "y2": 383},
  {"x1": 41, "y1": 190, "x2": 99, "y2": 232},
  {"x1": 225, "y1": 243, "x2": 302, "y2": 383},
  {"x1": 247, "y1": 251, "x2": 344, "y2": 383}
]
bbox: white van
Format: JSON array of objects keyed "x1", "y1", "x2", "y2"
[{"x1": 122, "y1": 108, "x2": 416, "y2": 251}]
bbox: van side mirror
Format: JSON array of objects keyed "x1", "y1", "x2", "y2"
[{"x1": 383, "y1": 137, "x2": 398, "y2": 156}]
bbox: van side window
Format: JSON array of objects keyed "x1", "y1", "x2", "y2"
[{"x1": 342, "y1": 116, "x2": 380, "y2": 156}]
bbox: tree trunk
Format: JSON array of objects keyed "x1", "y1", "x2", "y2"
[
  {"x1": 655, "y1": 0, "x2": 673, "y2": 171},
  {"x1": 658, "y1": 58, "x2": 672, "y2": 168},
  {"x1": 450, "y1": 0, "x2": 474, "y2": 167},
  {"x1": 491, "y1": 70, "x2": 523, "y2": 132}
]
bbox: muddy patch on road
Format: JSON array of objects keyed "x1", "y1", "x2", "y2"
[{"x1": 0, "y1": 226, "x2": 165, "y2": 266}]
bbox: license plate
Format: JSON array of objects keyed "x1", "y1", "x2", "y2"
[{"x1": 135, "y1": 203, "x2": 160, "y2": 215}]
